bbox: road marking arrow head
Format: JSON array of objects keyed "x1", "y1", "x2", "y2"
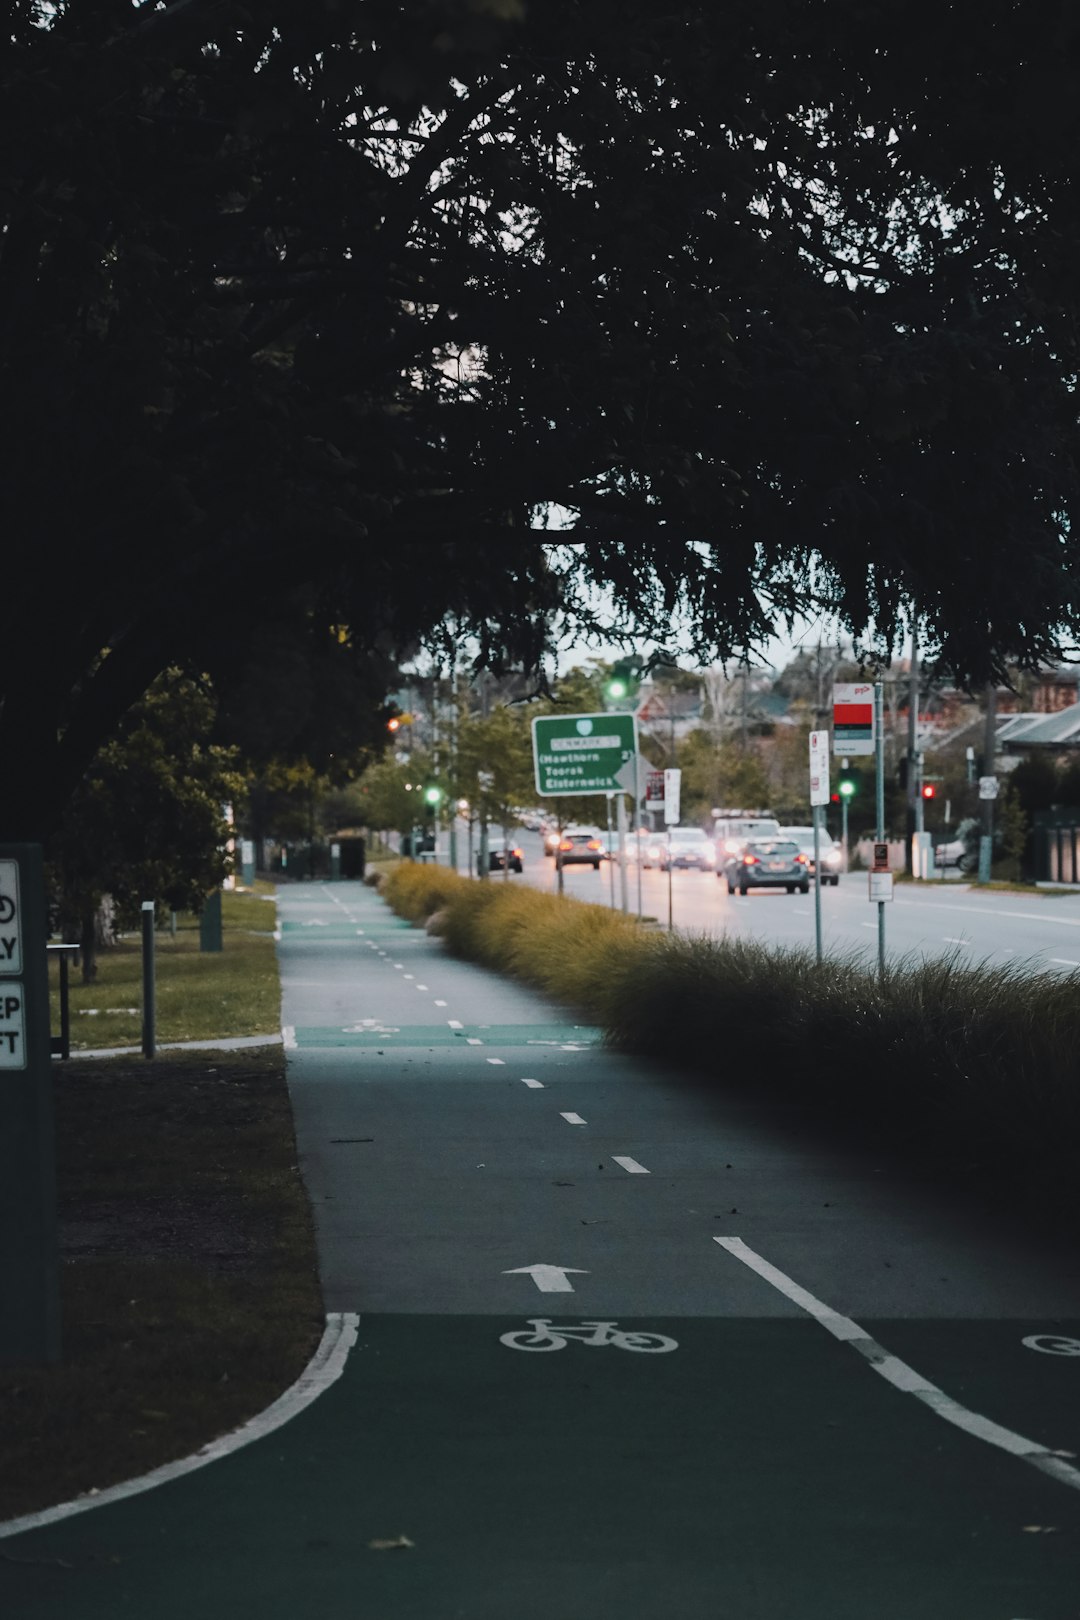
[{"x1": 503, "y1": 1264, "x2": 589, "y2": 1293}]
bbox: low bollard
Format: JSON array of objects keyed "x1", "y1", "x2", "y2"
[{"x1": 141, "y1": 901, "x2": 156, "y2": 1059}]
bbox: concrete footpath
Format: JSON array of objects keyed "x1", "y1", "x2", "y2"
[{"x1": 3, "y1": 879, "x2": 1079, "y2": 1617}]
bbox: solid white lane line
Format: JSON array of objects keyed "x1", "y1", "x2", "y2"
[
  {"x1": 435, "y1": 999, "x2": 448, "y2": 1007},
  {"x1": 447, "y1": 1019, "x2": 463, "y2": 1029},
  {"x1": 560, "y1": 1111, "x2": 587, "y2": 1125},
  {"x1": 521, "y1": 1078, "x2": 544, "y2": 1089},
  {"x1": 0, "y1": 1314, "x2": 359, "y2": 1540},
  {"x1": 714, "y1": 1237, "x2": 1080, "y2": 1493},
  {"x1": 486, "y1": 1058, "x2": 506, "y2": 1066},
  {"x1": 612, "y1": 1155, "x2": 650, "y2": 1174}
]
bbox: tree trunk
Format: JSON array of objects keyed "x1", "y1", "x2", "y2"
[{"x1": 79, "y1": 905, "x2": 99, "y2": 984}]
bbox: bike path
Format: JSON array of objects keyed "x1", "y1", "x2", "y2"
[{"x1": 3, "y1": 879, "x2": 1080, "y2": 1616}]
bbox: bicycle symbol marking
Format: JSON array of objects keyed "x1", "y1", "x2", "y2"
[
  {"x1": 1022, "y1": 1334, "x2": 1080, "y2": 1357},
  {"x1": 499, "y1": 1318, "x2": 679, "y2": 1353}
]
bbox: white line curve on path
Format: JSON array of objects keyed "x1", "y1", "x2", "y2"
[{"x1": 0, "y1": 1313, "x2": 360, "y2": 1540}]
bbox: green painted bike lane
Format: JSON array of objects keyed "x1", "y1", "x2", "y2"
[{"x1": 3, "y1": 880, "x2": 1080, "y2": 1616}]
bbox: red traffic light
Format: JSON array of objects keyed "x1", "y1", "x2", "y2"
[{"x1": 921, "y1": 783, "x2": 936, "y2": 799}]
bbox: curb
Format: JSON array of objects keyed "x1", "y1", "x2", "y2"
[
  {"x1": 0, "y1": 1311, "x2": 360, "y2": 1540},
  {"x1": 56, "y1": 1034, "x2": 284, "y2": 1062}
]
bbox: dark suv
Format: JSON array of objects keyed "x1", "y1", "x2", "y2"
[{"x1": 722, "y1": 839, "x2": 810, "y2": 895}]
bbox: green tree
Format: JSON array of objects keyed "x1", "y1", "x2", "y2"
[{"x1": 50, "y1": 674, "x2": 241, "y2": 981}]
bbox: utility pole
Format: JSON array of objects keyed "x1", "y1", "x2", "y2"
[{"x1": 906, "y1": 635, "x2": 919, "y2": 874}]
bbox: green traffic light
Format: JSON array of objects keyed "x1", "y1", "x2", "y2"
[
  {"x1": 423, "y1": 785, "x2": 442, "y2": 805},
  {"x1": 607, "y1": 678, "x2": 628, "y2": 699},
  {"x1": 838, "y1": 779, "x2": 856, "y2": 798}
]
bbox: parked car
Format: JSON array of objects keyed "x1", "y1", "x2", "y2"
[
  {"x1": 556, "y1": 827, "x2": 606, "y2": 869},
  {"x1": 654, "y1": 827, "x2": 716, "y2": 871},
  {"x1": 482, "y1": 841, "x2": 524, "y2": 873},
  {"x1": 934, "y1": 837, "x2": 965, "y2": 868},
  {"x1": 722, "y1": 838, "x2": 811, "y2": 894},
  {"x1": 778, "y1": 826, "x2": 842, "y2": 885},
  {"x1": 712, "y1": 814, "x2": 782, "y2": 872}
]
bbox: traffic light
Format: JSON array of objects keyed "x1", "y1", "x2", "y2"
[
  {"x1": 423, "y1": 783, "x2": 443, "y2": 817},
  {"x1": 604, "y1": 658, "x2": 641, "y2": 704},
  {"x1": 838, "y1": 774, "x2": 857, "y2": 800},
  {"x1": 921, "y1": 783, "x2": 936, "y2": 800}
]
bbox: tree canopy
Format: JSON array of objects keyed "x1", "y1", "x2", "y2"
[{"x1": 6, "y1": 0, "x2": 1080, "y2": 839}]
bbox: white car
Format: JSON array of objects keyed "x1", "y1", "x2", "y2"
[{"x1": 778, "y1": 826, "x2": 842, "y2": 885}]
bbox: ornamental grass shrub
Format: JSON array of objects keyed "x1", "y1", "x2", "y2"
[{"x1": 382, "y1": 861, "x2": 471, "y2": 923}]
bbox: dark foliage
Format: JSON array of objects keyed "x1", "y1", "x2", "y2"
[{"x1": 5, "y1": 0, "x2": 1080, "y2": 837}]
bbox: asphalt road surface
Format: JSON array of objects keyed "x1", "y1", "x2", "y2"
[
  {"x1": 496, "y1": 828, "x2": 1080, "y2": 973},
  {"x1": 5, "y1": 879, "x2": 1078, "y2": 1617}
]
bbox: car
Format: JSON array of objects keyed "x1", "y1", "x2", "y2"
[
  {"x1": 482, "y1": 841, "x2": 524, "y2": 873},
  {"x1": 722, "y1": 838, "x2": 811, "y2": 895},
  {"x1": 934, "y1": 837, "x2": 965, "y2": 868},
  {"x1": 655, "y1": 827, "x2": 716, "y2": 871},
  {"x1": 542, "y1": 824, "x2": 562, "y2": 857},
  {"x1": 712, "y1": 813, "x2": 782, "y2": 873},
  {"x1": 556, "y1": 827, "x2": 606, "y2": 869},
  {"x1": 778, "y1": 826, "x2": 842, "y2": 885}
]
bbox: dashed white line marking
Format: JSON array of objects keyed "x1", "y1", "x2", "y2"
[
  {"x1": 448, "y1": 1019, "x2": 463, "y2": 1029},
  {"x1": 403, "y1": 973, "x2": 414, "y2": 979},
  {"x1": 355, "y1": 930, "x2": 365, "y2": 936},
  {"x1": 612, "y1": 1156, "x2": 650, "y2": 1174},
  {"x1": 415, "y1": 984, "x2": 428, "y2": 990},
  {"x1": 466, "y1": 1037, "x2": 484, "y2": 1046},
  {"x1": 435, "y1": 1000, "x2": 448, "y2": 1007},
  {"x1": 942, "y1": 936, "x2": 969, "y2": 946},
  {"x1": 714, "y1": 1237, "x2": 1080, "y2": 1494},
  {"x1": 521, "y1": 1078, "x2": 544, "y2": 1089},
  {"x1": 860, "y1": 922, "x2": 875, "y2": 929},
  {"x1": 560, "y1": 1111, "x2": 587, "y2": 1125},
  {"x1": 392, "y1": 962, "x2": 404, "y2": 969},
  {"x1": 486, "y1": 1058, "x2": 506, "y2": 1066}
]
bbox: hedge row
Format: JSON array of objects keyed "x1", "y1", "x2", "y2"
[{"x1": 380, "y1": 865, "x2": 1080, "y2": 1213}]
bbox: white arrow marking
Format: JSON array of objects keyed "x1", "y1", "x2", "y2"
[{"x1": 503, "y1": 1264, "x2": 589, "y2": 1293}]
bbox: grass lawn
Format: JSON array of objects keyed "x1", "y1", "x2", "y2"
[
  {"x1": 48, "y1": 887, "x2": 281, "y2": 1051},
  {"x1": 0, "y1": 1045, "x2": 323, "y2": 1524}
]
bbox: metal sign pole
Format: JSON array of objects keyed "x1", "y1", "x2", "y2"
[
  {"x1": 875, "y1": 682, "x2": 887, "y2": 978},
  {"x1": 812, "y1": 804, "x2": 823, "y2": 963},
  {"x1": 617, "y1": 794, "x2": 629, "y2": 913},
  {"x1": 0, "y1": 844, "x2": 61, "y2": 1363},
  {"x1": 606, "y1": 795, "x2": 616, "y2": 908}
]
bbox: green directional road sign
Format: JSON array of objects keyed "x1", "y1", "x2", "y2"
[{"x1": 532, "y1": 711, "x2": 639, "y2": 797}]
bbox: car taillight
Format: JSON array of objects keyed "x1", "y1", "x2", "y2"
[
  {"x1": 743, "y1": 854, "x2": 760, "y2": 865},
  {"x1": 559, "y1": 839, "x2": 572, "y2": 851},
  {"x1": 587, "y1": 839, "x2": 601, "y2": 850},
  {"x1": 512, "y1": 847, "x2": 522, "y2": 858},
  {"x1": 794, "y1": 853, "x2": 808, "y2": 865}
]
